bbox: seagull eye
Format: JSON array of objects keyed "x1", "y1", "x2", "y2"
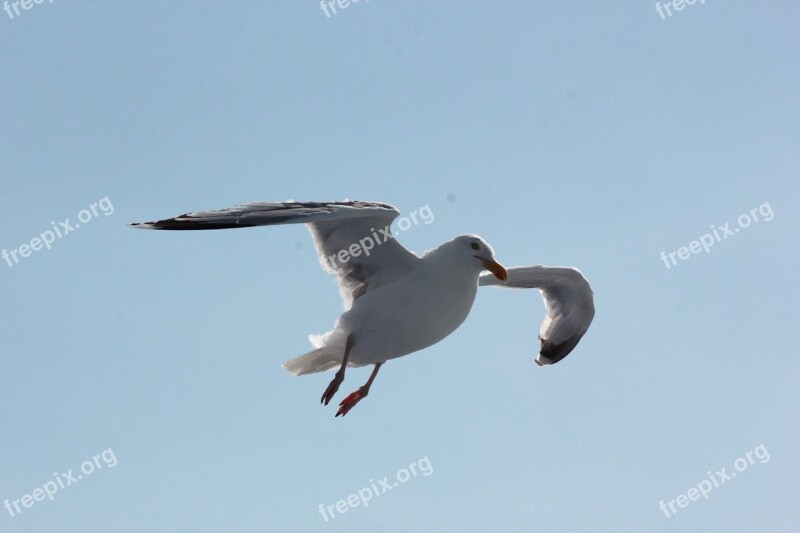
[{"x1": 470, "y1": 243, "x2": 480, "y2": 250}]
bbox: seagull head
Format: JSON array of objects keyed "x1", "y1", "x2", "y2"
[{"x1": 452, "y1": 235, "x2": 508, "y2": 282}]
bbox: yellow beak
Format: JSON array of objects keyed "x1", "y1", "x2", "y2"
[{"x1": 479, "y1": 257, "x2": 508, "y2": 282}]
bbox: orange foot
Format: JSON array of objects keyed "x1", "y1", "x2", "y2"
[{"x1": 335, "y1": 388, "x2": 367, "y2": 417}]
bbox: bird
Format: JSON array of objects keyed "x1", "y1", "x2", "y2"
[{"x1": 130, "y1": 200, "x2": 595, "y2": 417}]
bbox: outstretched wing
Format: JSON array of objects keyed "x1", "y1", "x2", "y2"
[
  {"x1": 131, "y1": 200, "x2": 421, "y2": 309},
  {"x1": 479, "y1": 265, "x2": 595, "y2": 366}
]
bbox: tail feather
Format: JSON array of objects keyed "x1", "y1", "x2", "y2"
[{"x1": 282, "y1": 347, "x2": 340, "y2": 376}]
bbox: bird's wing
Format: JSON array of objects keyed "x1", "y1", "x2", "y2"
[
  {"x1": 479, "y1": 265, "x2": 595, "y2": 366},
  {"x1": 131, "y1": 200, "x2": 421, "y2": 309}
]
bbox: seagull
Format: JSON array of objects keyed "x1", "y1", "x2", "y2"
[{"x1": 130, "y1": 200, "x2": 595, "y2": 416}]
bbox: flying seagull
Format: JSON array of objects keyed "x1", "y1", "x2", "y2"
[{"x1": 130, "y1": 200, "x2": 595, "y2": 416}]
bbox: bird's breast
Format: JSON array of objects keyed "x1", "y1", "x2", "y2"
[{"x1": 345, "y1": 267, "x2": 479, "y2": 361}]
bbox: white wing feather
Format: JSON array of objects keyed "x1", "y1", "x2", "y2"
[
  {"x1": 479, "y1": 265, "x2": 595, "y2": 365},
  {"x1": 131, "y1": 200, "x2": 420, "y2": 310}
]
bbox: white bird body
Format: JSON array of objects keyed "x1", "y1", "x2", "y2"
[
  {"x1": 300, "y1": 239, "x2": 483, "y2": 373},
  {"x1": 131, "y1": 200, "x2": 595, "y2": 416}
]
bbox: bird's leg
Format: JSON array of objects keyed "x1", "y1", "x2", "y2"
[
  {"x1": 321, "y1": 334, "x2": 354, "y2": 406},
  {"x1": 336, "y1": 361, "x2": 383, "y2": 417}
]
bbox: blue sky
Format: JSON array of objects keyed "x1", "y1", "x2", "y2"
[{"x1": 1, "y1": 1, "x2": 798, "y2": 531}]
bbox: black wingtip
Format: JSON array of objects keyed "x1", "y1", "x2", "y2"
[
  {"x1": 538, "y1": 334, "x2": 583, "y2": 365},
  {"x1": 128, "y1": 218, "x2": 255, "y2": 230}
]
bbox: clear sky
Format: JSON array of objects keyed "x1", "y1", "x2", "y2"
[{"x1": 1, "y1": 1, "x2": 798, "y2": 532}]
